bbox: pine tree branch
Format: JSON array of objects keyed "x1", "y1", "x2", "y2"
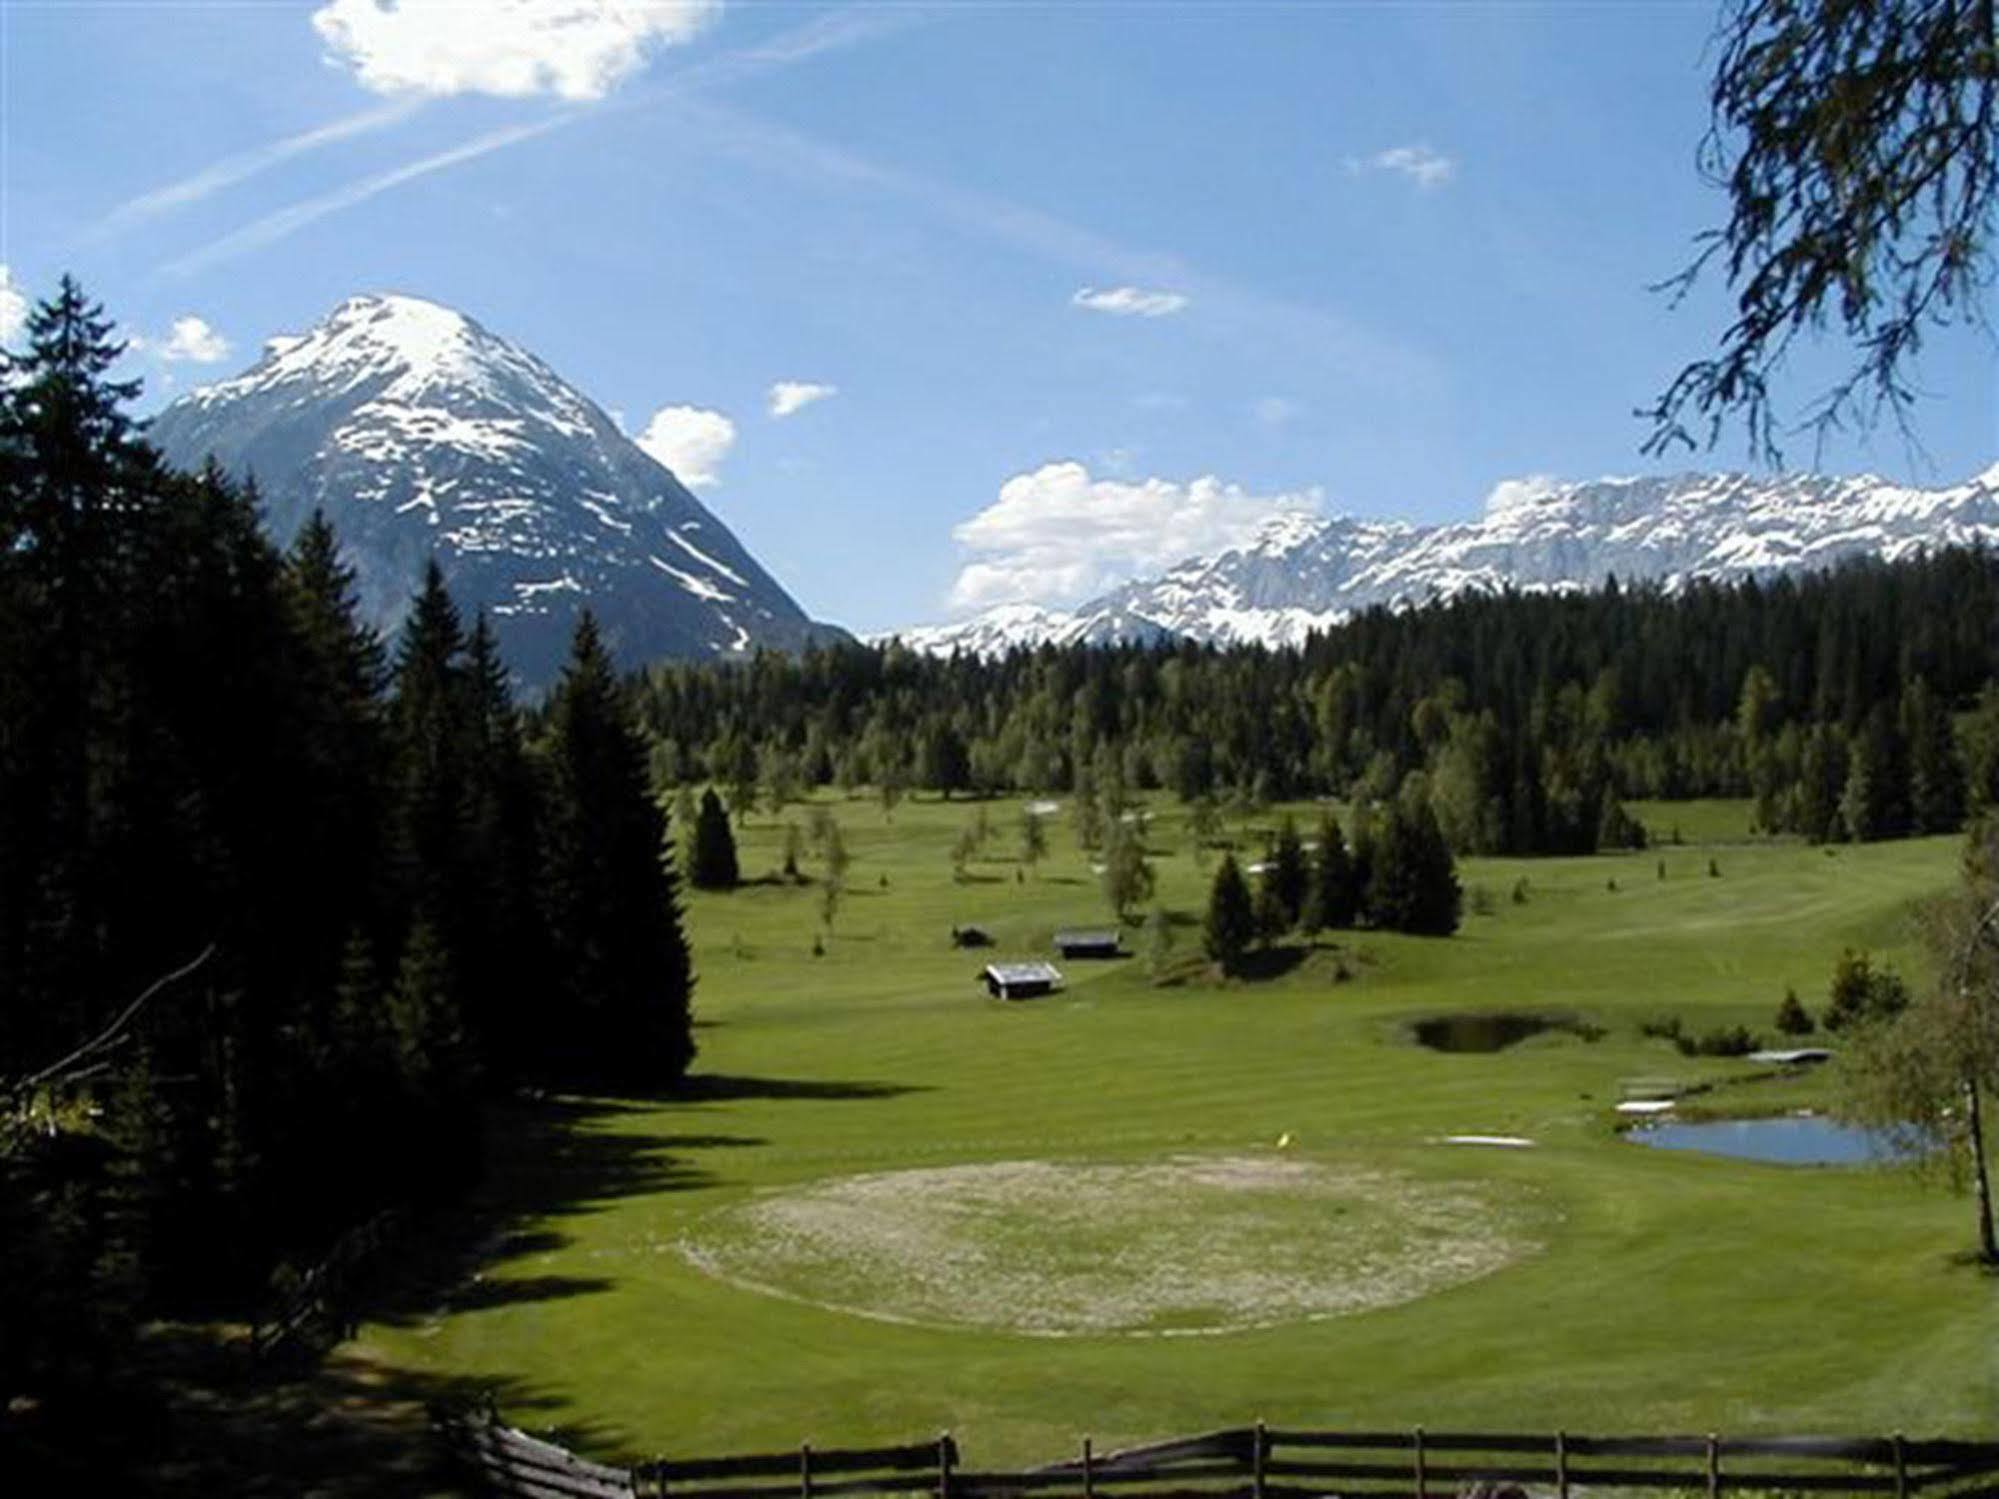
[{"x1": 8, "y1": 943, "x2": 216, "y2": 1099}]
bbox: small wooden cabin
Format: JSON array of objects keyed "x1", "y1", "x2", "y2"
[
  {"x1": 1054, "y1": 929, "x2": 1123, "y2": 959},
  {"x1": 982, "y1": 962, "x2": 1064, "y2": 1000}
]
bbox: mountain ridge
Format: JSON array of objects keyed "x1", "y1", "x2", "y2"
[{"x1": 883, "y1": 465, "x2": 1999, "y2": 656}]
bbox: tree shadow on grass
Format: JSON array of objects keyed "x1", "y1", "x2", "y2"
[
  {"x1": 1229, "y1": 945, "x2": 1311, "y2": 982},
  {"x1": 674, "y1": 1073, "x2": 928, "y2": 1104},
  {"x1": 32, "y1": 1070, "x2": 935, "y2": 1495},
  {"x1": 12, "y1": 1325, "x2": 601, "y2": 1499}
]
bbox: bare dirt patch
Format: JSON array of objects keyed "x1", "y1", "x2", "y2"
[{"x1": 678, "y1": 1155, "x2": 1536, "y2": 1337}]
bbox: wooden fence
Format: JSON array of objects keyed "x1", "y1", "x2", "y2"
[
  {"x1": 435, "y1": 1410, "x2": 1999, "y2": 1499},
  {"x1": 249, "y1": 1207, "x2": 404, "y2": 1362}
]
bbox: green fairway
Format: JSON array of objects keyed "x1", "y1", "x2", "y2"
[{"x1": 359, "y1": 795, "x2": 1997, "y2": 1461}]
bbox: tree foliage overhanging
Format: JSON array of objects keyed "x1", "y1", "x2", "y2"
[
  {"x1": 0, "y1": 281, "x2": 695, "y2": 1422},
  {"x1": 1646, "y1": 0, "x2": 1998, "y2": 460}
]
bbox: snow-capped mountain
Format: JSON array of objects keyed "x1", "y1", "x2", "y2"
[
  {"x1": 887, "y1": 466, "x2": 1999, "y2": 656},
  {"x1": 148, "y1": 293, "x2": 841, "y2": 688}
]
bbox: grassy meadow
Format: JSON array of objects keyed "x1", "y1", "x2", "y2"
[{"x1": 356, "y1": 793, "x2": 1997, "y2": 1462}]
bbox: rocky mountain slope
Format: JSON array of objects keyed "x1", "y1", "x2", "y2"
[
  {"x1": 888, "y1": 466, "x2": 1999, "y2": 655},
  {"x1": 149, "y1": 293, "x2": 840, "y2": 687}
]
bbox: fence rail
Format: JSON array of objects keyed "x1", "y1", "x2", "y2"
[
  {"x1": 434, "y1": 1408, "x2": 1999, "y2": 1499},
  {"x1": 249, "y1": 1208, "x2": 404, "y2": 1362}
]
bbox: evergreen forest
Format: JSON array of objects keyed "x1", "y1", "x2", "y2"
[{"x1": 0, "y1": 282, "x2": 696, "y2": 1432}]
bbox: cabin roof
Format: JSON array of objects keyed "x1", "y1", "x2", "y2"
[
  {"x1": 1053, "y1": 929, "x2": 1120, "y2": 945},
  {"x1": 1748, "y1": 1047, "x2": 1833, "y2": 1065},
  {"x1": 984, "y1": 962, "x2": 1063, "y2": 985}
]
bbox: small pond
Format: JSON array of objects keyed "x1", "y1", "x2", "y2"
[
  {"x1": 1412, "y1": 1012, "x2": 1599, "y2": 1054},
  {"x1": 1630, "y1": 1115, "x2": 1910, "y2": 1166}
]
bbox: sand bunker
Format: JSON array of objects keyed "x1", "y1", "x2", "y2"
[{"x1": 679, "y1": 1155, "x2": 1536, "y2": 1337}]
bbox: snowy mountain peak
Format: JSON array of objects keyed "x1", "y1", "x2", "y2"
[
  {"x1": 149, "y1": 293, "x2": 841, "y2": 687},
  {"x1": 895, "y1": 464, "x2": 1999, "y2": 657},
  {"x1": 1247, "y1": 511, "x2": 1329, "y2": 556}
]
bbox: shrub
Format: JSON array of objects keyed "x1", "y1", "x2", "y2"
[
  {"x1": 1774, "y1": 987, "x2": 1816, "y2": 1036},
  {"x1": 1684, "y1": 1024, "x2": 1763, "y2": 1057},
  {"x1": 1823, "y1": 948, "x2": 1909, "y2": 1032}
]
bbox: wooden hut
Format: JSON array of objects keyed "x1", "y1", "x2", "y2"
[
  {"x1": 981, "y1": 962, "x2": 1064, "y2": 1000},
  {"x1": 1054, "y1": 929, "x2": 1123, "y2": 959}
]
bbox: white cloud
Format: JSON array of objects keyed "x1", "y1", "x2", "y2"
[
  {"x1": 311, "y1": 0, "x2": 722, "y2": 101},
  {"x1": 0, "y1": 266, "x2": 27, "y2": 345},
  {"x1": 768, "y1": 380, "x2": 837, "y2": 418},
  {"x1": 1483, "y1": 474, "x2": 1561, "y2": 517},
  {"x1": 637, "y1": 405, "x2": 736, "y2": 488},
  {"x1": 1072, "y1": 285, "x2": 1189, "y2": 318},
  {"x1": 165, "y1": 11, "x2": 906, "y2": 278},
  {"x1": 1347, "y1": 143, "x2": 1456, "y2": 189},
  {"x1": 946, "y1": 460, "x2": 1323, "y2": 613},
  {"x1": 154, "y1": 316, "x2": 232, "y2": 364}
]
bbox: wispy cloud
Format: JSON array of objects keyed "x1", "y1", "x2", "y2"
[
  {"x1": 1073, "y1": 285, "x2": 1188, "y2": 318},
  {"x1": 947, "y1": 460, "x2": 1323, "y2": 613},
  {"x1": 311, "y1": 0, "x2": 721, "y2": 101},
  {"x1": 159, "y1": 114, "x2": 575, "y2": 279},
  {"x1": 637, "y1": 405, "x2": 736, "y2": 488},
  {"x1": 669, "y1": 97, "x2": 1434, "y2": 392},
  {"x1": 84, "y1": 99, "x2": 422, "y2": 245},
  {"x1": 1253, "y1": 395, "x2": 1298, "y2": 428},
  {"x1": 1346, "y1": 143, "x2": 1455, "y2": 189},
  {"x1": 157, "y1": 6, "x2": 924, "y2": 279},
  {"x1": 768, "y1": 380, "x2": 837, "y2": 418}
]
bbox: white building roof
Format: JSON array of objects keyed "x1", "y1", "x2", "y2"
[{"x1": 985, "y1": 962, "x2": 1064, "y2": 985}]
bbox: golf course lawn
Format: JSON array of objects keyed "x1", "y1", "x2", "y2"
[{"x1": 356, "y1": 794, "x2": 1998, "y2": 1463}]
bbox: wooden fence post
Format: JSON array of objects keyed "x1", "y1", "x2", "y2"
[
  {"x1": 1555, "y1": 1431, "x2": 1569, "y2": 1499},
  {"x1": 939, "y1": 1431, "x2": 954, "y2": 1499},
  {"x1": 1705, "y1": 1434, "x2": 1720, "y2": 1499},
  {"x1": 1892, "y1": 1433, "x2": 1907, "y2": 1499},
  {"x1": 1414, "y1": 1426, "x2": 1427, "y2": 1499},
  {"x1": 1253, "y1": 1421, "x2": 1267, "y2": 1499},
  {"x1": 801, "y1": 1441, "x2": 813, "y2": 1499},
  {"x1": 1083, "y1": 1437, "x2": 1094, "y2": 1499}
]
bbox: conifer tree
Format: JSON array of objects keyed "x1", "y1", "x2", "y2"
[
  {"x1": 1366, "y1": 788, "x2": 1463, "y2": 936},
  {"x1": 1902, "y1": 676, "x2": 1966, "y2": 835},
  {"x1": 1203, "y1": 854, "x2": 1255, "y2": 973},
  {"x1": 1102, "y1": 816, "x2": 1155, "y2": 922},
  {"x1": 690, "y1": 787, "x2": 741, "y2": 890},
  {"x1": 1267, "y1": 815, "x2": 1309, "y2": 927},
  {"x1": 1254, "y1": 870, "x2": 1289, "y2": 947},
  {"x1": 1775, "y1": 988, "x2": 1816, "y2": 1036},
  {"x1": 1302, "y1": 813, "x2": 1357, "y2": 932},
  {"x1": 1019, "y1": 808, "x2": 1047, "y2": 878},
  {"x1": 1841, "y1": 704, "x2": 1911, "y2": 842},
  {"x1": 389, "y1": 561, "x2": 471, "y2": 935},
  {"x1": 542, "y1": 611, "x2": 696, "y2": 1087}
]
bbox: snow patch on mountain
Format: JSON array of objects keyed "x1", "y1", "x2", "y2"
[
  {"x1": 149, "y1": 291, "x2": 841, "y2": 687},
  {"x1": 888, "y1": 467, "x2": 1999, "y2": 656}
]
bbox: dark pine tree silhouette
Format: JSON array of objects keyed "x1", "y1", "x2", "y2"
[
  {"x1": 690, "y1": 787, "x2": 741, "y2": 890},
  {"x1": 542, "y1": 611, "x2": 697, "y2": 1088}
]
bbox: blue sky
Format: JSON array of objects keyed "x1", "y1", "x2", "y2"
[{"x1": 3, "y1": 0, "x2": 1993, "y2": 632}]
